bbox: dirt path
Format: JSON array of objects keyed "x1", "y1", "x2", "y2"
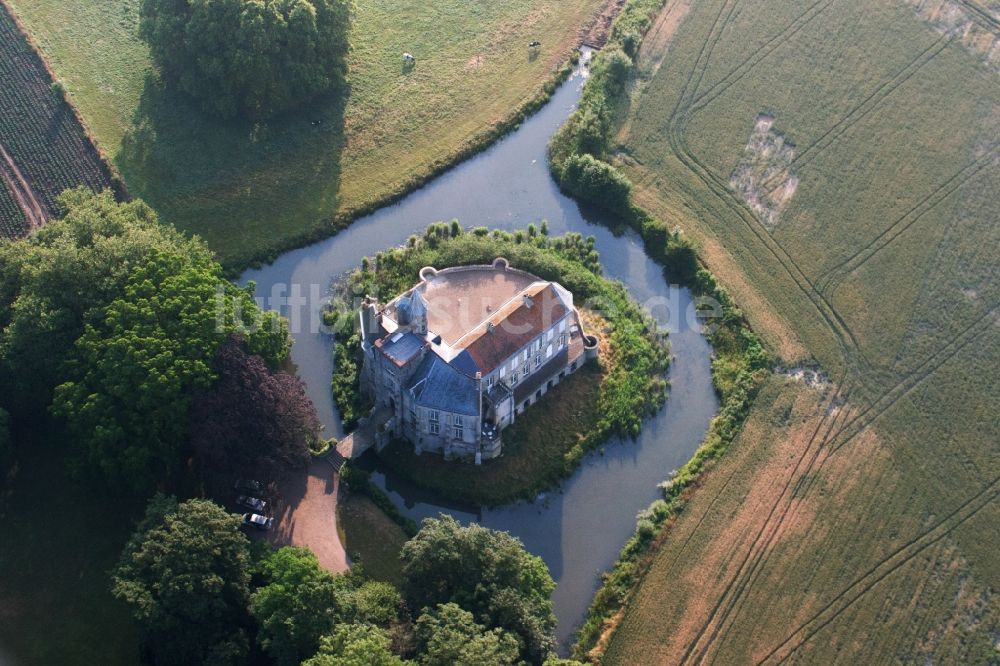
[
  {"x1": 582, "y1": 0, "x2": 626, "y2": 48},
  {"x1": 269, "y1": 458, "x2": 348, "y2": 573},
  {"x1": 0, "y1": 142, "x2": 48, "y2": 232}
]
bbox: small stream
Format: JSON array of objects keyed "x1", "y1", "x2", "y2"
[{"x1": 241, "y1": 54, "x2": 718, "y2": 648}]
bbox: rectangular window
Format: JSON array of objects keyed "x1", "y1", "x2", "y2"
[
  {"x1": 429, "y1": 410, "x2": 439, "y2": 422},
  {"x1": 487, "y1": 375, "x2": 494, "y2": 388},
  {"x1": 559, "y1": 334, "x2": 566, "y2": 347},
  {"x1": 523, "y1": 365, "x2": 529, "y2": 378},
  {"x1": 429, "y1": 421, "x2": 439, "y2": 435},
  {"x1": 559, "y1": 319, "x2": 567, "y2": 333},
  {"x1": 546, "y1": 344, "x2": 553, "y2": 358},
  {"x1": 535, "y1": 352, "x2": 542, "y2": 369},
  {"x1": 510, "y1": 371, "x2": 518, "y2": 385},
  {"x1": 547, "y1": 328, "x2": 554, "y2": 341},
  {"x1": 454, "y1": 415, "x2": 463, "y2": 440}
]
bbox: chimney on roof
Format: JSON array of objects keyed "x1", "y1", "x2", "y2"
[
  {"x1": 523, "y1": 295, "x2": 534, "y2": 309},
  {"x1": 476, "y1": 371, "x2": 483, "y2": 420},
  {"x1": 487, "y1": 322, "x2": 495, "y2": 333}
]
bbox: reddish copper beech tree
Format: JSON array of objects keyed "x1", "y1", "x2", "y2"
[{"x1": 190, "y1": 335, "x2": 318, "y2": 488}]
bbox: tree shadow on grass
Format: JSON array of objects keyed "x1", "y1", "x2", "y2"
[{"x1": 116, "y1": 74, "x2": 349, "y2": 267}]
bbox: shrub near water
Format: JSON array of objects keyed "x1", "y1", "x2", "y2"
[
  {"x1": 328, "y1": 223, "x2": 671, "y2": 504},
  {"x1": 542, "y1": 0, "x2": 772, "y2": 656}
]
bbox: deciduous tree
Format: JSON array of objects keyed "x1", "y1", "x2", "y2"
[
  {"x1": 400, "y1": 516, "x2": 556, "y2": 663},
  {"x1": 51, "y1": 249, "x2": 288, "y2": 492},
  {"x1": 414, "y1": 602, "x2": 519, "y2": 666},
  {"x1": 190, "y1": 336, "x2": 316, "y2": 489},
  {"x1": 112, "y1": 496, "x2": 252, "y2": 666},
  {"x1": 0, "y1": 189, "x2": 207, "y2": 413},
  {"x1": 303, "y1": 624, "x2": 406, "y2": 666},
  {"x1": 139, "y1": 0, "x2": 353, "y2": 119}
]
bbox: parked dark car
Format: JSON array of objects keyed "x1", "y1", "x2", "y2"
[
  {"x1": 234, "y1": 479, "x2": 264, "y2": 494},
  {"x1": 242, "y1": 513, "x2": 274, "y2": 531},
  {"x1": 237, "y1": 495, "x2": 267, "y2": 512}
]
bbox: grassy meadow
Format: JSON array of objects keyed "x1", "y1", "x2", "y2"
[
  {"x1": 336, "y1": 493, "x2": 408, "y2": 588},
  {"x1": 597, "y1": 0, "x2": 1000, "y2": 662},
  {"x1": 6, "y1": 0, "x2": 605, "y2": 268},
  {"x1": 0, "y1": 425, "x2": 142, "y2": 666}
]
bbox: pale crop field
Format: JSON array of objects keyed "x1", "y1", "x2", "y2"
[
  {"x1": 601, "y1": 0, "x2": 1000, "y2": 662},
  {"x1": 6, "y1": 0, "x2": 606, "y2": 267}
]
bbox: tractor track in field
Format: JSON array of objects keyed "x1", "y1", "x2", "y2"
[
  {"x1": 676, "y1": 380, "x2": 855, "y2": 665},
  {"x1": 814, "y1": 147, "x2": 999, "y2": 294},
  {"x1": 952, "y1": 0, "x2": 1000, "y2": 33},
  {"x1": 688, "y1": 0, "x2": 835, "y2": 113},
  {"x1": 683, "y1": 297, "x2": 1000, "y2": 663},
  {"x1": 639, "y1": 1, "x2": 1000, "y2": 660},
  {"x1": 664, "y1": 0, "x2": 877, "y2": 387},
  {"x1": 757, "y1": 34, "x2": 953, "y2": 192},
  {"x1": 0, "y1": 141, "x2": 48, "y2": 232},
  {"x1": 758, "y1": 473, "x2": 1000, "y2": 664}
]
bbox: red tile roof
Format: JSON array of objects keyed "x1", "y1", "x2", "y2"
[{"x1": 460, "y1": 284, "x2": 570, "y2": 374}]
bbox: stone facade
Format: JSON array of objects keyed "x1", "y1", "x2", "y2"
[{"x1": 358, "y1": 258, "x2": 595, "y2": 463}]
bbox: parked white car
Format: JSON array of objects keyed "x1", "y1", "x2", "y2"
[{"x1": 242, "y1": 513, "x2": 274, "y2": 531}]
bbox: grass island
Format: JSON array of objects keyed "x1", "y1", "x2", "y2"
[{"x1": 328, "y1": 223, "x2": 670, "y2": 506}]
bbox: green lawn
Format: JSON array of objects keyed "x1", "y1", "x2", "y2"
[
  {"x1": 7, "y1": 0, "x2": 605, "y2": 268},
  {"x1": 596, "y1": 0, "x2": 1000, "y2": 662},
  {"x1": 336, "y1": 493, "x2": 408, "y2": 588},
  {"x1": 0, "y1": 425, "x2": 142, "y2": 666},
  {"x1": 377, "y1": 357, "x2": 606, "y2": 507}
]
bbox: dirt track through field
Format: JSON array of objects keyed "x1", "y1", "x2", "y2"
[{"x1": 0, "y1": 142, "x2": 47, "y2": 232}]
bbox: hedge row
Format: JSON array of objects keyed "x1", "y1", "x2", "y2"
[{"x1": 541, "y1": 0, "x2": 774, "y2": 659}]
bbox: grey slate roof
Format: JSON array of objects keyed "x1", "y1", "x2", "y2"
[
  {"x1": 379, "y1": 331, "x2": 424, "y2": 366},
  {"x1": 408, "y1": 354, "x2": 479, "y2": 416},
  {"x1": 449, "y1": 349, "x2": 480, "y2": 377}
]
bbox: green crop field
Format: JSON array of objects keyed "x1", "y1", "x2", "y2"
[
  {"x1": 6, "y1": 0, "x2": 606, "y2": 268},
  {"x1": 597, "y1": 0, "x2": 1000, "y2": 662},
  {"x1": 0, "y1": 3, "x2": 114, "y2": 238}
]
